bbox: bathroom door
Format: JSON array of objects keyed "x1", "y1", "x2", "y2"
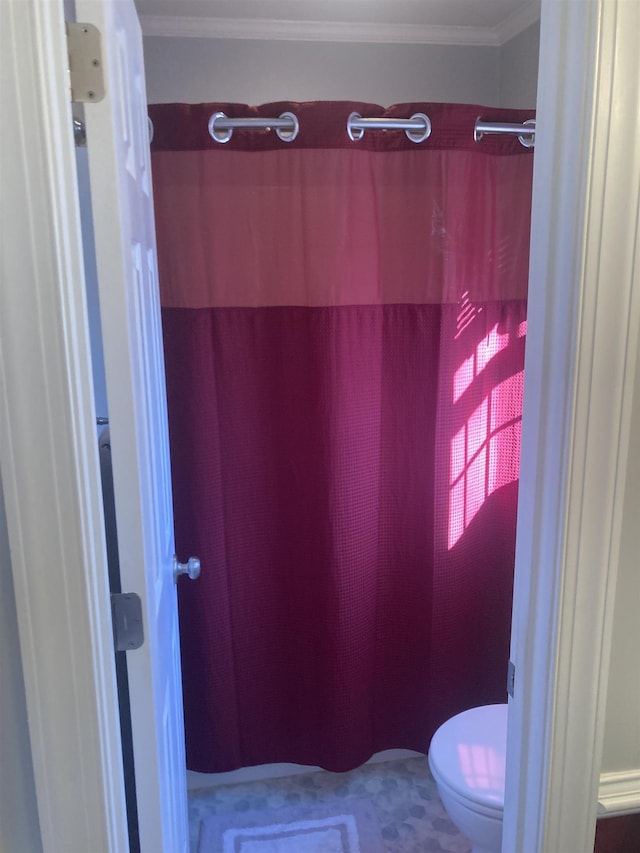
[{"x1": 76, "y1": 0, "x2": 189, "y2": 850}]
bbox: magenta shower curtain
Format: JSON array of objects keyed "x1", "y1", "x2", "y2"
[{"x1": 150, "y1": 101, "x2": 534, "y2": 773}]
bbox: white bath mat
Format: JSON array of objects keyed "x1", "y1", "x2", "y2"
[{"x1": 197, "y1": 797, "x2": 385, "y2": 853}]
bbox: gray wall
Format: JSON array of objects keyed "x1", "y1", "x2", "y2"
[
  {"x1": 143, "y1": 36, "x2": 501, "y2": 106},
  {"x1": 500, "y1": 22, "x2": 540, "y2": 109},
  {"x1": 0, "y1": 475, "x2": 42, "y2": 853}
]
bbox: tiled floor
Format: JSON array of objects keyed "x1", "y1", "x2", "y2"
[{"x1": 188, "y1": 755, "x2": 472, "y2": 852}]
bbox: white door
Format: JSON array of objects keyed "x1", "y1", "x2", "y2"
[{"x1": 75, "y1": 1, "x2": 189, "y2": 850}]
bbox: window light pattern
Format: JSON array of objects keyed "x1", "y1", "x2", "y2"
[
  {"x1": 448, "y1": 319, "x2": 526, "y2": 550},
  {"x1": 457, "y1": 742, "x2": 505, "y2": 802}
]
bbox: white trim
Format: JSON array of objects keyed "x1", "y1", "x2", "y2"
[
  {"x1": 139, "y1": 14, "x2": 521, "y2": 47},
  {"x1": 598, "y1": 770, "x2": 640, "y2": 817},
  {"x1": 0, "y1": 2, "x2": 128, "y2": 851},
  {"x1": 504, "y1": 1, "x2": 640, "y2": 851}
]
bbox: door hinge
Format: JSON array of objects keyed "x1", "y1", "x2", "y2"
[
  {"x1": 111, "y1": 593, "x2": 144, "y2": 652},
  {"x1": 507, "y1": 659, "x2": 516, "y2": 698},
  {"x1": 66, "y1": 22, "x2": 105, "y2": 103}
]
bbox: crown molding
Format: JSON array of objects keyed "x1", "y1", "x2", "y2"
[
  {"x1": 139, "y1": 15, "x2": 510, "y2": 47},
  {"x1": 495, "y1": 0, "x2": 541, "y2": 44}
]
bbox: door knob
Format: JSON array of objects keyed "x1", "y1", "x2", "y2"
[{"x1": 173, "y1": 556, "x2": 201, "y2": 582}]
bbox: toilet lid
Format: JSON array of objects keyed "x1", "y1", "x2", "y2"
[{"x1": 428, "y1": 704, "x2": 507, "y2": 810}]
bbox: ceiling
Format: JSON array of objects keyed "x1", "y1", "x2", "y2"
[{"x1": 135, "y1": 0, "x2": 541, "y2": 46}]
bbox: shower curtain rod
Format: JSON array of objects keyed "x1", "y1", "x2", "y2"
[
  {"x1": 208, "y1": 111, "x2": 301, "y2": 143},
  {"x1": 474, "y1": 118, "x2": 536, "y2": 148},
  {"x1": 149, "y1": 111, "x2": 537, "y2": 148},
  {"x1": 207, "y1": 110, "x2": 433, "y2": 144},
  {"x1": 346, "y1": 111, "x2": 431, "y2": 143}
]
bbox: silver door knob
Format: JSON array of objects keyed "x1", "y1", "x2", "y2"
[{"x1": 173, "y1": 556, "x2": 201, "y2": 582}]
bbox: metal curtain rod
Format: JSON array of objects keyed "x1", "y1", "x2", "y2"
[
  {"x1": 474, "y1": 118, "x2": 536, "y2": 148},
  {"x1": 207, "y1": 110, "x2": 433, "y2": 145},
  {"x1": 162, "y1": 111, "x2": 535, "y2": 148},
  {"x1": 347, "y1": 112, "x2": 431, "y2": 143},
  {"x1": 209, "y1": 111, "x2": 300, "y2": 143}
]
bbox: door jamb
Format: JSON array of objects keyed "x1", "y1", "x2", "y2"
[
  {"x1": 504, "y1": 1, "x2": 640, "y2": 850},
  {"x1": 0, "y1": 1, "x2": 128, "y2": 850}
]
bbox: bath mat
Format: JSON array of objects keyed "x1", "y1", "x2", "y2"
[{"x1": 197, "y1": 797, "x2": 385, "y2": 852}]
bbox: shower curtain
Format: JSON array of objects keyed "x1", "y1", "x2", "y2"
[{"x1": 149, "y1": 101, "x2": 534, "y2": 773}]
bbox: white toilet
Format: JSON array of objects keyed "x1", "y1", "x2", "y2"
[{"x1": 428, "y1": 704, "x2": 507, "y2": 853}]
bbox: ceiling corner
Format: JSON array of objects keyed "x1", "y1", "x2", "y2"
[{"x1": 495, "y1": 0, "x2": 541, "y2": 46}]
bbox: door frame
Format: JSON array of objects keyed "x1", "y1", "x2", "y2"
[
  {"x1": 0, "y1": 1, "x2": 128, "y2": 850},
  {"x1": 1, "y1": 1, "x2": 639, "y2": 852},
  {"x1": 503, "y1": 1, "x2": 640, "y2": 850}
]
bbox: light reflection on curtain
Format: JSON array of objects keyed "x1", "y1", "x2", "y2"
[{"x1": 150, "y1": 101, "x2": 534, "y2": 772}]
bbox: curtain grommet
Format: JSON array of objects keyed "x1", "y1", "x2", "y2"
[
  {"x1": 275, "y1": 112, "x2": 299, "y2": 143},
  {"x1": 405, "y1": 113, "x2": 431, "y2": 143},
  {"x1": 208, "y1": 111, "x2": 233, "y2": 144},
  {"x1": 518, "y1": 119, "x2": 536, "y2": 148},
  {"x1": 347, "y1": 112, "x2": 365, "y2": 142}
]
